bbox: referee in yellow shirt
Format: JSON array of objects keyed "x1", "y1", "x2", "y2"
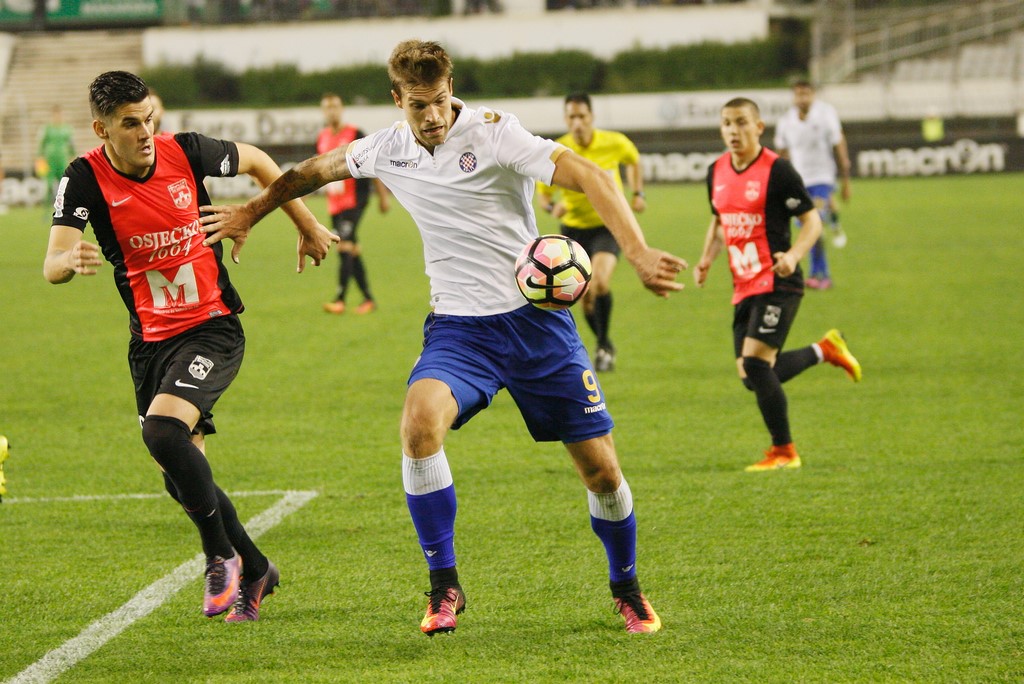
[{"x1": 537, "y1": 93, "x2": 646, "y2": 372}]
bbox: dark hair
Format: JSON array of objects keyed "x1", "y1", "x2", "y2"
[
  {"x1": 564, "y1": 92, "x2": 592, "y2": 110},
  {"x1": 89, "y1": 71, "x2": 149, "y2": 120},
  {"x1": 387, "y1": 39, "x2": 454, "y2": 95},
  {"x1": 723, "y1": 97, "x2": 760, "y2": 116},
  {"x1": 790, "y1": 77, "x2": 815, "y2": 90}
]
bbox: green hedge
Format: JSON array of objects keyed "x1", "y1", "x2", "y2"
[{"x1": 142, "y1": 37, "x2": 802, "y2": 108}]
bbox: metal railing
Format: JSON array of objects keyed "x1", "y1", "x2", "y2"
[{"x1": 813, "y1": 0, "x2": 1024, "y2": 82}]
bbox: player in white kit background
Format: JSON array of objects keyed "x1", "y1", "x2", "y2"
[{"x1": 773, "y1": 79, "x2": 852, "y2": 290}]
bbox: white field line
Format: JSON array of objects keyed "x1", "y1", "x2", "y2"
[
  {"x1": 5, "y1": 489, "x2": 318, "y2": 684},
  {"x1": 3, "y1": 489, "x2": 302, "y2": 504}
]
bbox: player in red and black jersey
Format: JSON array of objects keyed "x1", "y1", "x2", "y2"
[
  {"x1": 694, "y1": 97, "x2": 862, "y2": 472},
  {"x1": 43, "y1": 71, "x2": 337, "y2": 621},
  {"x1": 318, "y1": 92, "x2": 390, "y2": 315}
]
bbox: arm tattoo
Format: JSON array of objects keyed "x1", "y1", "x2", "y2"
[{"x1": 250, "y1": 164, "x2": 324, "y2": 222}]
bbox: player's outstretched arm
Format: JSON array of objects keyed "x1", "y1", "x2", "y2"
[
  {"x1": 694, "y1": 216, "x2": 723, "y2": 288},
  {"x1": 200, "y1": 146, "x2": 347, "y2": 266},
  {"x1": 201, "y1": 143, "x2": 339, "y2": 269},
  {"x1": 550, "y1": 151, "x2": 686, "y2": 298},
  {"x1": 43, "y1": 225, "x2": 102, "y2": 284}
]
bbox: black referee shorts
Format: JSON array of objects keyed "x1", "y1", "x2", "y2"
[{"x1": 561, "y1": 225, "x2": 621, "y2": 258}]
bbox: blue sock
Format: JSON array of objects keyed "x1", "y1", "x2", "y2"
[
  {"x1": 591, "y1": 512, "x2": 638, "y2": 583},
  {"x1": 588, "y1": 480, "x2": 638, "y2": 583},
  {"x1": 403, "y1": 450, "x2": 457, "y2": 570},
  {"x1": 810, "y1": 239, "x2": 829, "y2": 278},
  {"x1": 406, "y1": 486, "x2": 457, "y2": 569}
]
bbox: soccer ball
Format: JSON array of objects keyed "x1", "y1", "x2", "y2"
[{"x1": 514, "y1": 234, "x2": 592, "y2": 310}]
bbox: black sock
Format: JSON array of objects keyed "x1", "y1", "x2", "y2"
[
  {"x1": 584, "y1": 306, "x2": 599, "y2": 339},
  {"x1": 352, "y1": 255, "x2": 373, "y2": 301},
  {"x1": 143, "y1": 416, "x2": 233, "y2": 559},
  {"x1": 774, "y1": 346, "x2": 819, "y2": 383},
  {"x1": 429, "y1": 566, "x2": 460, "y2": 591},
  {"x1": 742, "y1": 357, "x2": 792, "y2": 446},
  {"x1": 610, "y1": 576, "x2": 641, "y2": 598},
  {"x1": 337, "y1": 252, "x2": 354, "y2": 301},
  {"x1": 594, "y1": 292, "x2": 613, "y2": 349},
  {"x1": 215, "y1": 487, "x2": 268, "y2": 580}
]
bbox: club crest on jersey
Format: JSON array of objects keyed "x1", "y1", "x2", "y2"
[
  {"x1": 168, "y1": 179, "x2": 192, "y2": 210},
  {"x1": 188, "y1": 355, "x2": 214, "y2": 380},
  {"x1": 763, "y1": 305, "x2": 781, "y2": 328},
  {"x1": 745, "y1": 180, "x2": 761, "y2": 202},
  {"x1": 459, "y1": 152, "x2": 478, "y2": 173}
]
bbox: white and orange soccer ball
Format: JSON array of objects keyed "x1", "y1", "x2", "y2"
[{"x1": 514, "y1": 234, "x2": 592, "y2": 310}]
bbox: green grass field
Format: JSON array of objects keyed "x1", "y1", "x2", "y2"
[{"x1": 1, "y1": 175, "x2": 1022, "y2": 683}]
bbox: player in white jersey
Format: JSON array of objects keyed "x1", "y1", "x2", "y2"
[
  {"x1": 774, "y1": 80, "x2": 852, "y2": 290},
  {"x1": 200, "y1": 39, "x2": 686, "y2": 636}
]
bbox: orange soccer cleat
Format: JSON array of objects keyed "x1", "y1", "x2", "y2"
[
  {"x1": 614, "y1": 592, "x2": 662, "y2": 634},
  {"x1": 355, "y1": 300, "x2": 377, "y2": 315},
  {"x1": 323, "y1": 301, "x2": 346, "y2": 314},
  {"x1": 745, "y1": 443, "x2": 802, "y2": 472},
  {"x1": 420, "y1": 586, "x2": 466, "y2": 636},
  {"x1": 818, "y1": 329, "x2": 862, "y2": 382}
]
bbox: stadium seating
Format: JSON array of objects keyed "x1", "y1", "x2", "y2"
[{"x1": 0, "y1": 31, "x2": 142, "y2": 175}]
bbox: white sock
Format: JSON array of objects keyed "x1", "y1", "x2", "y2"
[
  {"x1": 402, "y1": 448, "x2": 453, "y2": 496},
  {"x1": 587, "y1": 478, "x2": 633, "y2": 522},
  {"x1": 812, "y1": 343, "x2": 824, "y2": 362}
]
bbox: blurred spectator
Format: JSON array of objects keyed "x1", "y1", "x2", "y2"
[
  {"x1": 921, "y1": 107, "x2": 945, "y2": 142},
  {"x1": 464, "y1": 0, "x2": 502, "y2": 13}
]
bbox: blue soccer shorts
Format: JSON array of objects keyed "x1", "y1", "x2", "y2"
[
  {"x1": 805, "y1": 183, "x2": 836, "y2": 217},
  {"x1": 408, "y1": 304, "x2": 614, "y2": 443}
]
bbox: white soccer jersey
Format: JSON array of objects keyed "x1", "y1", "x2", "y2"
[
  {"x1": 347, "y1": 98, "x2": 563, "y2": 316},
  {"x1": 773, "y1": 100, "x2": 844, "y2": 187}
]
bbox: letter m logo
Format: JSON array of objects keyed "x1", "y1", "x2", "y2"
[
  {"x1": 146, "y1": 263, "x2": 200, "y2": 308},
  {"x1": 728, "y1": 241, "x2": 762, "y2": 277}
]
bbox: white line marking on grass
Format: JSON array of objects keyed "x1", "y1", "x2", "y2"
[
  {"x1": 5, "y1": 489, "x2": 318, "y2": 684},
  {"x1": 3, "y1": 489, "x2": 303, "y2": 504}
]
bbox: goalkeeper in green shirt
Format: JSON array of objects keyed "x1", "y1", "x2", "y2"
[{"x1": 37, "y1": 104, "x2": 76, "y2": 207}]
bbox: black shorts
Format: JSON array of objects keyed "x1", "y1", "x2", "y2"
[
  {"x1": 732, "y1": 290, "x2": 802, "y2": 357},
  {"x1": 561, "y1": 225, "x2": 621, "y2": 258},
  {"x1": 331, "y1": 206, "x2": 367, "y2": 242},
  {"x1": 128, "y1": 315, "x2": 245, "y2": 435}
]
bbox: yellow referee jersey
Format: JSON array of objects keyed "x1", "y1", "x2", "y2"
[{"x1": 537, "y1": 128, "x2": 640, "y2": 229}]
